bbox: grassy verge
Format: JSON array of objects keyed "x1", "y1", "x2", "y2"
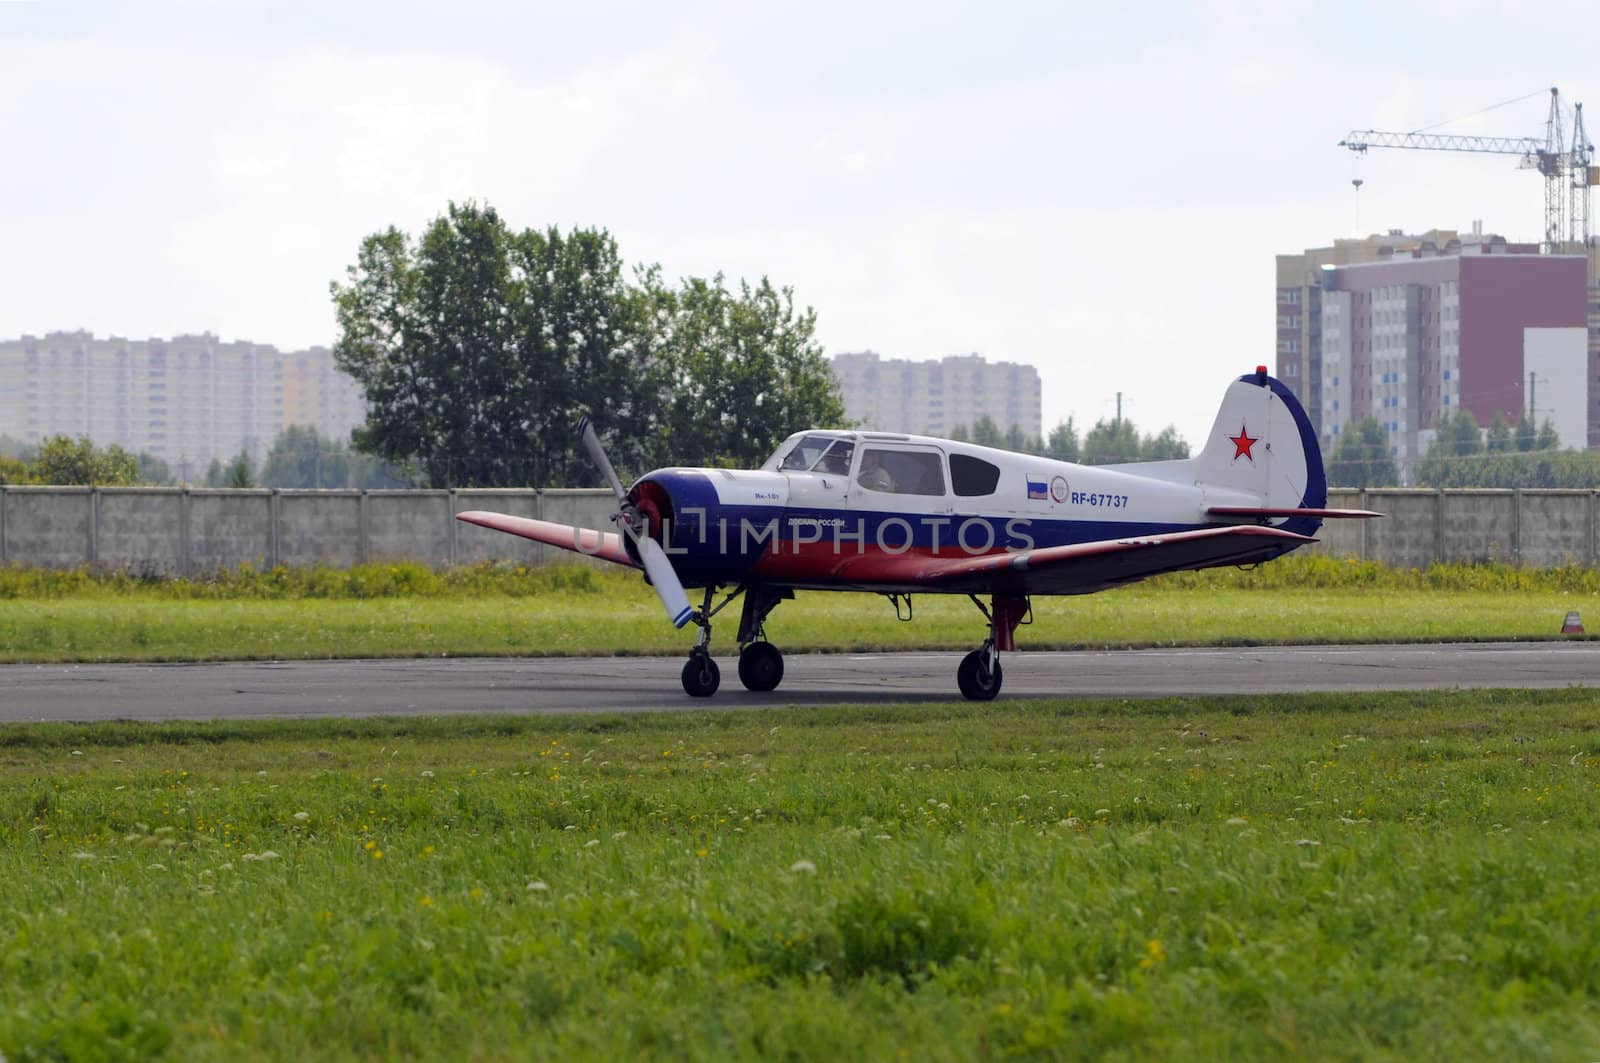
[
  {"x1": 3, "y1": 690, "x2": 1599, "y2": 1058},
  {"x1": 2, "y1": 576, "x2": 1595, "y2": 663}
]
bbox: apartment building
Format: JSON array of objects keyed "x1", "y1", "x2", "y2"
[
  {"x1": 1276, "y1": 229, "x2": 1591, "y2": 471},
  {"x1": 829, "y1": 351, "x2": 1043, "y2": 440},
  {"x1": 0, "y1": 331, "x2": 365, "y2": 479}
]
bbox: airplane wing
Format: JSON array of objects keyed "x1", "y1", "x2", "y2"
[
  {"x1": 910, "y1": 524, "x2": 1315, "y2": 596},
  {"x1": 455, "y1": 511, "x2": 637, "y2": 568}
]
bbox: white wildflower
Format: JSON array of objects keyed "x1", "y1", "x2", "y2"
[
  {"x1": 292, "y1": 812, "x2": 310, "y2": 823},
  {"x1": 1093, "y1": 808, "x2": 1110, "y2": 817},
  {"x1": 584, "y1": 839, "x2": 600, "y2": 848},
  {"x1": 1226, "y1": 817, "x2": 1248, "y2": 826},
  {"x1": 789, "y1": 859, "x2": 817, "y2": 874},
  {"x1": 70, "y1": 851, "x2": 95, "y2": 860},
  {"x1": 70, "y1": 750, "x2": 83, "y2": 757},
  {"x1": 1294, "y1": 839, "x2": 1321, "y2": 847},
  {"x1": 611, "y1": 831, "x2": 627, "y2": 839},
  {"x1": 421, "y1": 770, "x2": 435, "y2": 778},
  {"x1": 527, "y1": 880, "x2": 549, "y2": 892}
]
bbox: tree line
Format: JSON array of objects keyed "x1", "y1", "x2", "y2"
[
  {"x1": 0, "y1": 428, "x2": 407, "y2": 489},
  {"x1": 949, "y1": 415, "x2": 1190, "y2": 465},
  {"x1": 1326, "y1": 410, "x2": 1597, "y2": 489},
  {"x1": 330, "y1": 202, "x2": 845, "y2": 488}
]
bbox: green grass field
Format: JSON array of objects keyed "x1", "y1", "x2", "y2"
[
  {"x1": 2, "y1": 556, "x2": 1598, "y2": 663},
  {"x1": 5, "y1": 690, "x2": 1600, "y2": 1060}
]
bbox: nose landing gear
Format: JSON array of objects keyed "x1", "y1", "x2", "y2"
[
  {"x1": 679, "y1": 585, "x2": 792, "y2": 697},
  {"x1": 957, "y1": 594, "x2": 1029, "y2": 701}
]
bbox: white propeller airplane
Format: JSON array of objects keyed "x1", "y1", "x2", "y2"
[{"x1": 458, "y1": 367, "x2": 1377, "y2": 699}]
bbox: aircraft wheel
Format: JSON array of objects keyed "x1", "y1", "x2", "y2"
[
  {"x1": 737, "y1": 641, "x2": 785, "y2": 692},
  {"x1": 957, "y1": 651, "x2": 1003, "y2": 701},
  {"x1": 681, "y1": 653, "x2": 721, "y2": 698}
]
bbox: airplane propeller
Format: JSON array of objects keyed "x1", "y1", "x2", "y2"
[{"x1": 579, "y1": 416, "x2": 696, "y2": 629}]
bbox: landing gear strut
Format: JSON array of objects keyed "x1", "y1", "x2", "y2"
[
  {"x1": 957, "y1": 594, "x2": 1029, "y2": 701},
  {"x1": 682, "y1": 587, "x2": 721, "y2": 697},
  {"x1": 736, "y1": 587, "x2": 790, "y2": 692},
  {"x1": 679, "y1": 585, "x2": 792, "y2": 697}
]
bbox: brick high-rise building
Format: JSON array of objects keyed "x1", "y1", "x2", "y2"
[
  {"x1": 0, "y1": 331, "x2": 365, "y2": 479},
  {"x1": 829, "y1": 351, "x2": 1043, "y2": 440},
  {"x1": 1276, "y1": 229, "x2": 1592, "y2": 475}
]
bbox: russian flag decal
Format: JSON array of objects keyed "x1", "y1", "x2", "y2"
[{"x1": 1026, "y1": 478, "x2": 1048, "y2": 500}]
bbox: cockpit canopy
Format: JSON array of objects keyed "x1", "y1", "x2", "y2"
[{"x1": 764, "y1": 429, "x2": 1007, "y2": 500}]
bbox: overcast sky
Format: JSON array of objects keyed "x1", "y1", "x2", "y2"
[{"x1": 3, "y1": 1, "x2": 1596, "y2": 446}]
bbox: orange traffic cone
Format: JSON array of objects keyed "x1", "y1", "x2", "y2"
[{"x1": 1561, "y1": 610, "x2": 1585, "y2": 635}]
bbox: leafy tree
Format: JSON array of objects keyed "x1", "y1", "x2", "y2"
[
  {"x1": 228, "y1": 456, "x2": 254, "y2": 488},
  {"x1": 260, "y1": 425, "x2": 411, "y2": 488},
  {"x1": 333, "y1": 202, "x2": 843, "y2": 486},
  {"x1": 261, "y1": 426, "x2": 346, "y2": 488},
  {"x1": 1326, "y1": 419, "x2": 1399, "y2": 488},
  {"x1": 1485, "y1": 414, "x2": 1514, "y2": 453},
  {"x1": 30, "y1": 436, "x2": 139, "y2": 485},
  {"x1": 136, "y1": 453, "x2": 173, "y2": 485},
  {"x1": 1437, "y1": 410, "x2": 1482, "y2": 456},
  {"x1": 1515, "y1": 411, "x2": 1537, "y2": 452},
  {"x1": 205, "y1": 451, "x2": 256, "y2": 488},
  {"x1": 947, "y1": 424, "x2": 970, "y2": 443},
  {"x1": 1081, "y1": 418, "x2": 1142, "y2": 464},
  {"x1": 1535, "y1": 418, "x2": 1560, "y2": 451},
  {"x1": 226, "y1": 452, "x2": 255, "y2": 488},
  {"x1": 331, "y1": 203, "x2": 636, "y2": 487},
  {"x1": 1045, "y1": 418, "x2": 1080, "y2": 462},
  {"x1": 1141, "y1": 425, "x2": 1190, "y2": 461},
  {"x1": 1004, "y1": 423, "x2": 1026, "y2": 452},
  {"x1": 1417, "y1": 411, "x2": 1482, "y2": 485},
  {"x1": 633, "y1": 271, "x2": 846, "y2": 473},
  {"x1": 969, "y1": 415, "x2": 1003, "y2": 448},
  {"x1": 0, "y1": 455, "x2": 34, "y2": 484}
]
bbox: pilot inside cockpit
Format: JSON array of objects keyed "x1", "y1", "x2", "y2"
[{"x1": 814, "y1": 440, "x2": 854, "y2": 476}]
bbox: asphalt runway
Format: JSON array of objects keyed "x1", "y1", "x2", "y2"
[{"x1": 2, "y1": 642, "x2": 1599, "y2": 722}]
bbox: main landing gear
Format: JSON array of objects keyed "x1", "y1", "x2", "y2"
[
  {"x1": 680, "y1": 585, "x2": 792, "y2": 697},
  {"x1": 957, "y1": 594, "x2": 1030, "y2": 701}
]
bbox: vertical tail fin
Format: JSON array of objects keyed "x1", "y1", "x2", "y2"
[{"x1": 1192, "y1": 367, "x2": 1326, "y2": 537}]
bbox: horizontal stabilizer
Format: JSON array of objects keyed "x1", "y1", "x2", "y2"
[
  {"x1": 455, "y1": 511, "x2": 637, "y2": 568},
  {"x1": 1207, "y1": 506, "x2": 1383, "y2": 520}
]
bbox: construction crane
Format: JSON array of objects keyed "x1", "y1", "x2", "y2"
[{"x1": 1339, "y1": 87, "x2": 1596, "y2": 254}]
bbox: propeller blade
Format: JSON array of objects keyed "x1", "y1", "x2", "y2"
[
  {"x1": 578, "y1": 415, "x2": 627, "y2": 502},
  {"x1": 577, "y1": 415, "x2": 695, "y2": 629},
  {"x1": 636, "y1": 537, "x2": 695, "y2": 628}
]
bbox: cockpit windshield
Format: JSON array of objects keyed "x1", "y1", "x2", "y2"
[{"x1": 778, "y1": 433, "x2": 839, "y2": 471}]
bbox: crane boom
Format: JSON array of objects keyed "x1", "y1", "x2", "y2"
[
  {"x1": 1338, "y1": 87, "x2": 1579, "y2": 252},
  {"x1": 1338, "y1": 130, "x2": 1545, "y2": 157}
]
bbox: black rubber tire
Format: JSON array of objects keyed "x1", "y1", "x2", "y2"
[
  {"x1": 737, "y1": 641, "x2": 785, "y2": 692},
  {"x1": 957, "y1": 650, "x2": 1003, "y2": 701},
  {"x1": 681, "y1": 653, "x2": 721, "y2": 697}
]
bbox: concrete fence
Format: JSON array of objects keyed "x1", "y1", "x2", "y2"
[
  {"x1": 1, "y1": 485, "x2": 1598, "y2": 572},
  {"x1": 0, "y1": 487, "x2": 617, "y2": 573}
]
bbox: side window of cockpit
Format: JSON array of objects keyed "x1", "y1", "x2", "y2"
[
  {"x1": 950, "y1": 454, "x2": 1002, "y2": 497},
  {"x1": 857, "y1": 448, "x2": 945, "y2": 496},
  {"x1": 813, "y1": 440, "x2": 854, "y2": 475}
]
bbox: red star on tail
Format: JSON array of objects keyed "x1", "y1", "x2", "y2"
[{"x1": 1229, "y1": 423, "x2": 1258, "y2": 462}]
